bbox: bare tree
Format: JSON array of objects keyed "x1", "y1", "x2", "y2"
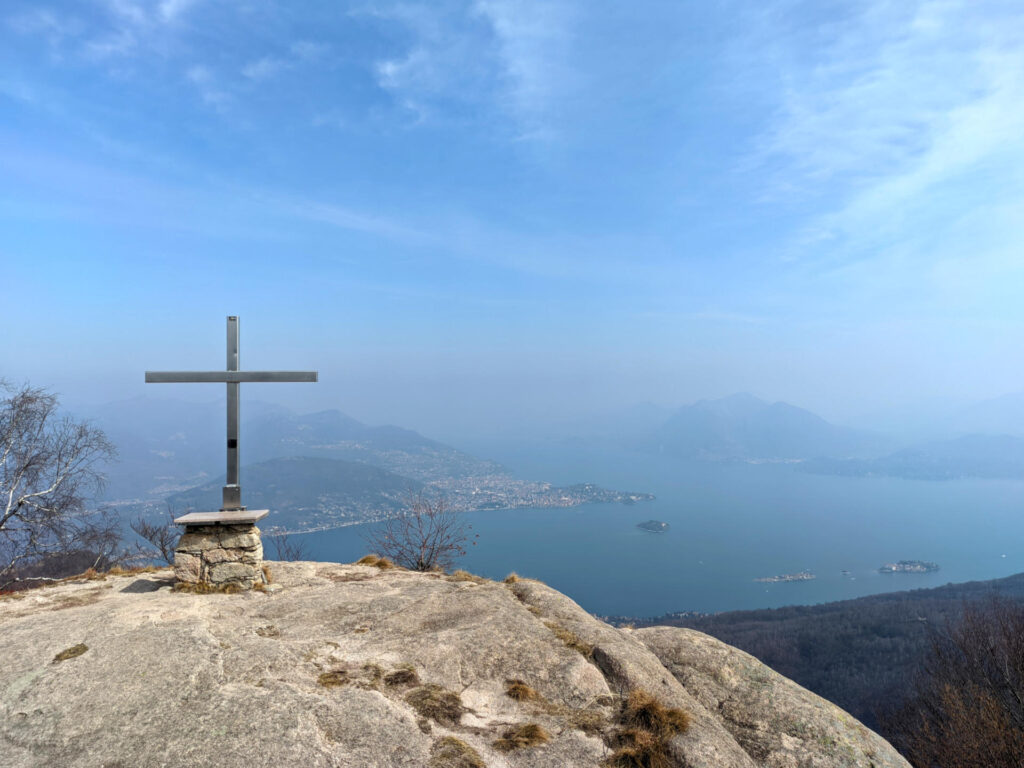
[
  {"x1": 879, "y1": 596, "x2": 1024, "y2": 767},
  {"x1": 131, "y1": 505, "x2": 180, "y2": 565},
  {"x1": 364, "y1": 493, "x2": 477, "y2": 571},
  {"x1": 0, "y1": 381, "x2": 119, "y2": 589},
  {"x1": 268, "y1": 531, "x2": 308, "y2": 561}
]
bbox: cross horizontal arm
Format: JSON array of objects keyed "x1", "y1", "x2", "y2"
[{"x1": 145, "y1": 371, "x2": 318, "y2": 383}]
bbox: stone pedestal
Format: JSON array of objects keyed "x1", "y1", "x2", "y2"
[{"x1": 172, "y1": 510, "x2": 269, "y2": 590}]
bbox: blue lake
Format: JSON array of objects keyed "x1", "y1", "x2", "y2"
[{"x1": 295, "y1": 441, "x2": 1024, "y2": 617}]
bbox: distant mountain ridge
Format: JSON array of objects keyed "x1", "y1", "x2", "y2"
[
  {"x1": 167, "y1": 456, "x2": 417, "y2": 530},
  {"x1": 82, "y1": 397, "x2": 500, "y2": 500},
  {"x1": 647, "y1": 393, "x2": 891, "y2": 461},
  {"x1": 802, "y1": 433, "x2": 1024, "y2": 480},
  {"x1": 243, "y1": 409, "x2": 502, "y2": 479}
]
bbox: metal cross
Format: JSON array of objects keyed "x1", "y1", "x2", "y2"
[{"x1": 145, "y1": 316, "x2": 317, "y2": 511}]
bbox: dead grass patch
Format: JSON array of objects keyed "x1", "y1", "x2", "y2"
[
  {"x1": 355, "y1": 555, "x2": 396, "y2": 570},
  {"x1": 172, "y1": 582, "x2": 243, "y2": 594},
  {"x1": 49, "y1": 589, "x2": 104, "y2": 611},
  {"x1": 428, "y1": 736, "x2": 485, "y2": 768},
  {"x1": 318, "y1": 670, "x2": 349, "y2": 688},
  {"x1": 106, "y1": 565, "x2": 160, "y2": 577},
  {"x1": 604, "y1": 690, "x2": 691, "y2": 768},
  {"x1": 447, "y1": 570, "x2": 487, "y2": 584},
  {"x1": 493, "y1": 723, "x2": 551, "y2": 752},
  {"x1": 544, "y1": 621, "x2": 594, "y2": 658},
  {"x1": 53, "y1": 643, "x2": 88, "y2": 662},
  {"x1": 405, "y1": 684, "x2": 465, "y2": 726},
  {"x1": 361, "y1": 663, "x2": 384, "y2": 687},
  {"x1": 384, "y1": 665, "x2": 420, "y2": 687},
  {"x1": 503, "y1": 572, "x2": 521, "y2": 583}
]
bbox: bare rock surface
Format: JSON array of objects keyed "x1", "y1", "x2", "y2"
[{"x1": 0, "y1": 562, "x2": 910, "y2": 768}]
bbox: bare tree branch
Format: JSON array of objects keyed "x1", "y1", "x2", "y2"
[
  {"x1": 268, "y1": 531, "x2": 308, "y2": 562},
  {"x1": 130, "y1": 504, "x2": 179, "y2": 566},
  {"x1": 0, "y1": 380, "x2": 120, "y2": 589},
  {"x1": 879, "y1": 596, "x2": 1024, "y2": 765},
  {"x1": 363, "y1": 492, "x2": 478, "y2": 572}
]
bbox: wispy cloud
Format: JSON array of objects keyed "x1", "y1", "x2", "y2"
[
  {"x1": 740, "y1": 0, "x2": 1024, "y2": 309},
  {"x1": 186, "y1": 64, "x2": 228, "y2": 106},
  {"x1": 473, "y1": 0, "x2": 575, "y2": 140},
  {"x1": 241, "y1": 56, "x2": 289, "y2": 81}
]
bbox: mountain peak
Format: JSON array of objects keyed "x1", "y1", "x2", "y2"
[{"x1": 653, "y1": 395, "x2": 889, "y2": 461}]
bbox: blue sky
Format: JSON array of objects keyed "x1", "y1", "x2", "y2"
[{"x1": 3, "y1": 0, "x2": 1024, "y2": 437}]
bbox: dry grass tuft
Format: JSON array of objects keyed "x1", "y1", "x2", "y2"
[
  {"x1": 172, "y1": 581, "x2": 244, "y2": 594},
  {"x1": 604, "y1": 690, "x2": 691, "y2": 768},
  {"x1": 447, "y1": 570, "x2": 487, "y2": 584},
  {"x1": 405, "y1": 684, "x2": 465, "y2": 725},
  {"x1": 428, "y1": 736, "x2": 485, "y2": 768},
  {"x1": 318, "y1": 670, "x2": 348, "y2": 688},
  {"x1": 606, "y1": 728, "x2": 667, "y2": 768},
  {"x1": 503, "y1": 572, "x2": 521, "y2": 583},
  {"x1": 620, "y1": 690, "x2": 691, "y2": 738},
  {"x1": 569, "y1": 708, "x2": 607, "y2": 735},
  {"x1": 544, "y1": 621, "x2": 594, "y2": 658},
  {"x1": 505, "y1": 679, "x2": 544, "y2": 702},
  {"x1": 384, "y1": 665, "x2": 420, "y2": 687},
  {"x1": 356, "y1": 554, "x2": 397, "y2": 569},
  {"x1": 53, "y1": 643, "x2": 88, "y2": 663},
  {"x1": 493, "y1": 723, "x2": 551, "y2": 752}
]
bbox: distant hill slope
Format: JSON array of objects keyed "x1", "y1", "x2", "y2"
[
  {"x1": 82, "y1": 398, "x2": 500, "y2": 500},
  {"x1": 618, "y1": 572, "x2": 1024, "y2": 729},
  {"x1": 803, "y1": 433, "x2": 1024, "y2": 480},
  {"x1": 166, "y1": 456, "x2": 418, "y2": 530},
  {"x1": 648, "y1": 393, "x2": 890, "y2": 461},
  {"x1": 947, "y1": 391, "x2": 1024, "y2": 436},
  {"x1": 242, "y1": 409, "x2": 502, "y2": 479}
]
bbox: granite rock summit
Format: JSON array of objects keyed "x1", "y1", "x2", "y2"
[{"x1": 1, "y1": 562, "x2": 909, "y2": 767}]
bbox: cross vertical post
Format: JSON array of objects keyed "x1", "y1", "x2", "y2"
[
  {"x1": 225, "y1": 316, "x2": 241, "y2": 510},
  {"x1": 145, "y1": 315, "x2": 317, "y2": 512}
]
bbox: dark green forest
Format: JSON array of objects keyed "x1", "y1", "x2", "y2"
[{"x1": 625, "y1": 572, "x2": 1024, "y2": 729}]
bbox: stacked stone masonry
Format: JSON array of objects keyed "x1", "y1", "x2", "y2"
[{"x1": 174, "y1": 523, "x2": 265, "y2": 589}]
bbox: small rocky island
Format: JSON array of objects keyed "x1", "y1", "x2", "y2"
[
  {"x1": 755, "y1": 570, "x2": 816, "y2": 583},
  {"x1": 637, "y1": 520, "x2": 670, "y2": 533},
  {"x1": 879, "y1": 560, "x2": 939, "y2": 574}
]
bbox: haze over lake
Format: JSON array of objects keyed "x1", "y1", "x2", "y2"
[{"x1": 294, "y1": 440, "x2": 1024, "y2": 617}]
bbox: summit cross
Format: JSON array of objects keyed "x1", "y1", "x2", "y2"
[{"x1": 145, "y1": 315, "x2": 317, "y2": 512}]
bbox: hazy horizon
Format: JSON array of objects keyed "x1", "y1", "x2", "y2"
[{"x1": 5, "y1": 1, "x2": 1024, "y2": 442}]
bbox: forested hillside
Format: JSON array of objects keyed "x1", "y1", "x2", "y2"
[{"x1": 624, "y1": 572, "x2": 1024, "y2": 728}]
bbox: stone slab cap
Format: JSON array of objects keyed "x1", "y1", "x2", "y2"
[{"x1": 173, "y1": 509, "x2": 269, "y2": 526}]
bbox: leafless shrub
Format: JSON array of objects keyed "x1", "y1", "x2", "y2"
[
  {"x1": 363, "y1": 493, "x2": 478, "y2": 572},
  {"x1": 0, "y1": 381, "x2": 120, "y2": 590},
  {"x1": 879, "y1": 596, "x2": 1024, "y2": 767},
  {"x1": 130, "y1": 505, "x2": 179, "y2": 565},
  {"x1": 268, "y1": 531, "x2": 308, "y2": 561}
]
